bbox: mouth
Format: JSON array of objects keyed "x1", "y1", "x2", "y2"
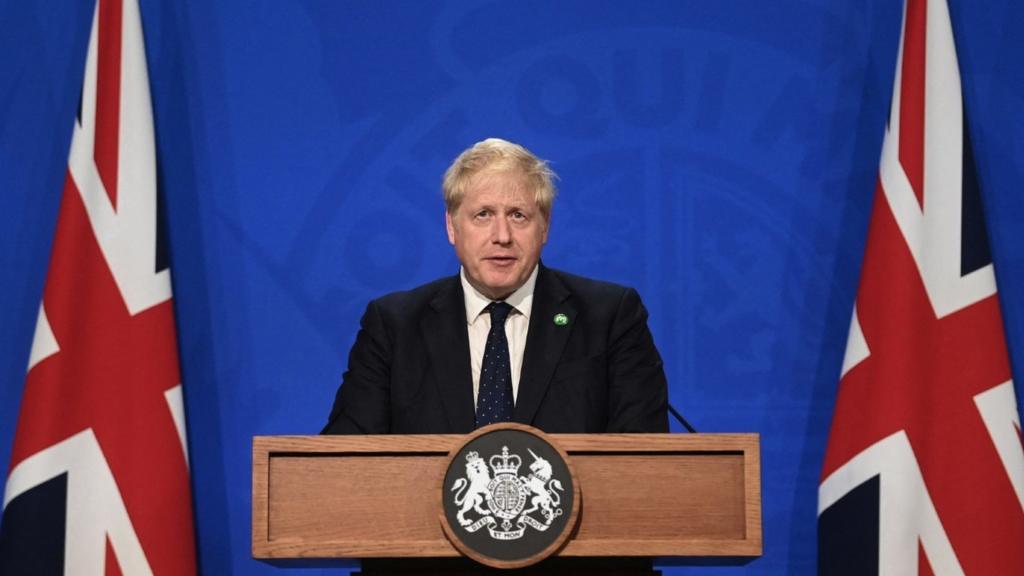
[{"x1": 484, "y1": 256, "x2": 517, "y2": 267}]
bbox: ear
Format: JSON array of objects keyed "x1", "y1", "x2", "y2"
[
  {"x1": 541, "y1": 213, "x2": 550, "y2": 244},
  {"x1": 445, "y1": 210, "x2": 457, "y2": 245}
]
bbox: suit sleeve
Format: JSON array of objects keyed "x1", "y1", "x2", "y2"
[
  {"x1": 605, "y1": 288, "x2": 670, "y2": 432},
  {"x1": 322, "y1": 300, "x2": 393, "y2": 434}
]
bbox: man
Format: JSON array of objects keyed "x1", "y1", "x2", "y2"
[{"x1": 323, "y1": 138, "x2": 668, "y2": 434}]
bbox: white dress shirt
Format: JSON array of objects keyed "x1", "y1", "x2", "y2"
[{"x1": 460, "y1": 265, "x2": 538, "y2": 406}]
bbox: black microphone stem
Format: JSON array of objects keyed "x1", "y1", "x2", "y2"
[{"x1": 668, "y1": 403, "x2": 697, "y2": 433}]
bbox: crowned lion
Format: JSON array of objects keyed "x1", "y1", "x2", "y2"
[{"x1": 450, "y1": 452, "x2": 492, "y2": 526}]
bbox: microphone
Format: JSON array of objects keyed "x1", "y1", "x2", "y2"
[{"x1": 668, "y1": 403, "x2": 697, "y2": 433}]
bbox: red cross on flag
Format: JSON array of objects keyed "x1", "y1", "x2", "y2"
[
  {"x1": 0, "y1": 0, "x2": 197, "y2": 573},
  {"x1": 818, "y1": 0, "x2": 1024, "y2": 574}
]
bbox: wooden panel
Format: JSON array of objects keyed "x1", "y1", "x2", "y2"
[
  {"x1": 568, "y1": 454, "x2": 744, "y2": 540},
  {"x1": 270, "y1": 456, "x2": 447, "y2": 541},
  {"x1": 253, "y1": 434, "x2": 761, "y2": 559}
]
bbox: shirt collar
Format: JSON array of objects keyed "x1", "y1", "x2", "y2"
[{"x1": 460, "y1": 265, "x2": 538, "y2": 325}]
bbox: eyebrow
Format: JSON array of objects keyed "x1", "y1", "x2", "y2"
[{"x1": 470, "y1": 202, "x2": 533, "y2": 213}]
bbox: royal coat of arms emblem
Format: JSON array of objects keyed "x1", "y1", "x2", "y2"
[{"x1": 450, "y1": 445, "x2": 565, "y2": 540}]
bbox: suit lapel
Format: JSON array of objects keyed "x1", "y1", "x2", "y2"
[
  {"x1": 423, "y1": 277, "x2": 476, "y2": 433},
  {"x1": 514, "y1": 265, "x2": 575, "y2": 425}
]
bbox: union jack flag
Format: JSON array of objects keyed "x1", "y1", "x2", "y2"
[
  {"x1": 818, "y1": 0, "x2": 1024, "y2": 574},
  {"x1": 0, "y1": 0, "x2": 197, "y2": 573}
]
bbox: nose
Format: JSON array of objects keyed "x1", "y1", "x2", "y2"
[{"x1": 492, "y1": 216, "x2": 512, "y2": 245}]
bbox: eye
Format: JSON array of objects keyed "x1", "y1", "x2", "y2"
[
  {"x1": 510, "y1": 211, "x2": 527, "y2": 222},
  {"x1": 473, "y1": 209, "x2": 491, "y2": 220}
]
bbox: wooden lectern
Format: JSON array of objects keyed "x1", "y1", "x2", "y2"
[{"x1": 253, "y1": 433, "x2": 761, "y2": 574}]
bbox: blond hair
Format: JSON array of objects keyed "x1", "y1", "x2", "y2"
[{"x1": 442, "y1": 138, "x2": 557, "y2": 219}]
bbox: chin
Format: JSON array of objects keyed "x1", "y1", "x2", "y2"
[
  {"x1": 483, "y1": 283, "x2": 515, "y2": 297},
  {"x1": 479, "y1": 280, "x2": 516, "y2": 298}
]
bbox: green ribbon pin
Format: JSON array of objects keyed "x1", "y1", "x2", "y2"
[{"x1": 553, "y1": 313, "x2": 569, "y2": 326}]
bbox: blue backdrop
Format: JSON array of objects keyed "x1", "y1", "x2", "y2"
[{"x1": 2, "y1": 1, "x2": 1023, "y2": 574}]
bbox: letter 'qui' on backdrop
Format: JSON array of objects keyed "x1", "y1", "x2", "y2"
[
  {"x1": 0, "y1": 0, "x2": 197, "y2": 574},
  {"x1": 818, "y1": 0, "x2": 1024, "y2": 574}
]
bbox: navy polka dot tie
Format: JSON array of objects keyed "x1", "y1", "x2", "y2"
[{"x1": 475, "y1": 301, "x2": 514, "y2": 428}]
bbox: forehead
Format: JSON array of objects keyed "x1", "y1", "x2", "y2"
[{"x1": 463, "y1": 171, "x2": 535, "y2": 206}]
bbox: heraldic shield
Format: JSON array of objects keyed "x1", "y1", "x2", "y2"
[{"x1": 440, "y1": 423, "x2": 580, "y2": 569}]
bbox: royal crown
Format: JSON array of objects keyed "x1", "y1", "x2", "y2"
[
  {"x1": 489, "y1": 446, "x2": 522, "y2": 475},
  {"x1": 465, "y1": 451, "x2": 481, "y2": 462}
]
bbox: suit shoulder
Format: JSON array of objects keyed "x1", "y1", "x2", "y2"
[
  {"x1": 369, "y1": 275, "x2": 458, "y2": 315},
  {"x1": 545, "y1": 267, "x2": 636, "y2": 300}
]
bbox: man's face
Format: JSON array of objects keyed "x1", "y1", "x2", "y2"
[{"x1": 446, "y1": 171, "x2": 548, "y2": 301}]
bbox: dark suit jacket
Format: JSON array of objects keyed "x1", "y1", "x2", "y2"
[{"x1": 322, "y1": 265, "x2": 668, "y2": 434}]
